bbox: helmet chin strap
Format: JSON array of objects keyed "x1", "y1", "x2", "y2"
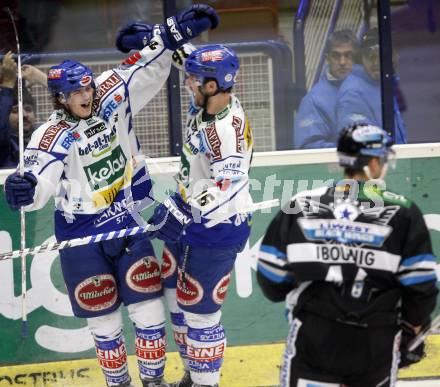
[
  {"x1": 363, "y1": 165, "x2": 373, "y2": 180},
  {"x1": 363, "y1": 162, "x2": 388, "y2": 181}
]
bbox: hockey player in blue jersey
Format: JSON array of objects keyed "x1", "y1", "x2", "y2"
[
  {"x1": 294, "y1": 30, "x2": 358, "y2": 149},
  {"x1": 4, "y1": 5, "x2": 219, "y2": 387},
  {"x1": 257, "y1": 123, "x2": 437, "y2": 386},
  {"x1": 336, "y1": 28, "x2": 407, "y2": 144}
]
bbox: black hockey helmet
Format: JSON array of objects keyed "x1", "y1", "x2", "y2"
[{"x1": 337, "y1": 123, "x2": 393, "y2": 169}]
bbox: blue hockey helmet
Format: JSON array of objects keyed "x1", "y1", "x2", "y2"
[
  {"x1": 185, "y1": 44, "x2": 239, "y2": 91},
  {"x1": 337, "y1": 123, "x2": 393, "y2": 168},
  {"x1": 47, "y1": 60, "x2": 94, "y2": 97}
]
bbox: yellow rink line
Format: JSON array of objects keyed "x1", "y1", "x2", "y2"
[{"x1": 1, "y1": 336, "x2": 439, "y2": 387}]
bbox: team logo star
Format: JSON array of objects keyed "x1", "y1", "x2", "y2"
[
  {"x1": 341, "y1": 208, "x2": 351, "y2": 219},
  {"x1": 333, "y1": 203, "x2": 359, "y2": 221}
]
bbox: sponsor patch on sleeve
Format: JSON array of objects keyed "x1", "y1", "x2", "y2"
[
  {"x1": 92, "y1": 72, "x2": 123, "y2": 110},
  {"x1": 232, "y1": 116, "x2": 243, "y2": 153},
  {"x1": 205, "y1": 123, "x2": 222, "y2": 161},
  {"x1": 39, "y1": 121, "x2": 70, "y2": 151}
]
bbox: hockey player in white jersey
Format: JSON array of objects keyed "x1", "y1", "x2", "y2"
[
  {"x1": 4, "y1": 5, "x2": 219, "y2": 387},
  {"x1": 116, "y1": 40, "x2": 252, "y2": 385},
  {"x1": 157, "y1": 45, "x2": 254, "y2": 387}
]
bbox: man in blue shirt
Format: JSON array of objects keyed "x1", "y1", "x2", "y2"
[
  {"x1": 0, "y1": 87, "x2": 37, "y2": 168},
  {"x1": 0, "y1": 51, "x2": 42, "y2": 168},
  {"x1": 336, "y1": 28, "x2": 407, "y2": 143},
  {"x1": 294, "y1": 30, "x2": 358, "y2": 149}
]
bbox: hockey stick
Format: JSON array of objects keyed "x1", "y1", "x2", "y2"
[
  {"x1": 0, "y1": 224, "x2": 154, "y2": 261},
  {"x1": 408, "y1": 314, "x2": 440, "y2": 352},
  {"x1": 0, "y1": 199, "x2": 280, "y2": 261},
  {"x1": 4, "y1": 6, "x2": 28, "y2": 337}
]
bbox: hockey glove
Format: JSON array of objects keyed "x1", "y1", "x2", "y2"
[
  {"x1": 115, "y1": 5, "x2": 218, "y2": 53},
  {"x1": 115, "y1": 22, "x2": 158, "y2": 53},
  {"x1": 148, "y1": 193, "x2": 199, "y2": 243},
  {"x1": 399, "y1": 321, "x2": 426, "y2": 368},
  {"x1": 159, "y1": 4, "x2": 219, "y2": 51},
  {"x1": 5, "y1": 171, "x2": 37, "y2": 210}
]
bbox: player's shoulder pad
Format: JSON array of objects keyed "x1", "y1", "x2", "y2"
[
  {"x1": 29, "y1": 112, "x2": 78, "y2": 154},
  {"x1": 381, "y1": 189, "x2": 412, "y2": 208}
]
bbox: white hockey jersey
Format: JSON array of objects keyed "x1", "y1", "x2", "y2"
[
  {"x1": 178, "y1": 94, "x2": 254, "y2": 247},
  {"x1": 22, "y1": 37, "x2": 172, "y2": 240}
]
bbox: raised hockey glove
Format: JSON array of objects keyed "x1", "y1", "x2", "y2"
[
  {"x1": 399, "y1": 321, "x2": 426, "y2": 368},
  {"x1": 148, "y1": 193, "x2": 199, "y2": 242},
  {"x1": 5, "y1": 171, "x2": 37, "y2": 210},
  {"x1": 159, "y1": 4, "x2": 219, "y2": 51},
  {"x1": 115, "y1": 22, "x2": 158, "y2": 53}
]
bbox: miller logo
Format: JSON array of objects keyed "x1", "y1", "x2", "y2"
[
  {"x1": 176, "y1": 270, "x2": 203, "y2": 306},
  {"x1": 74, "y1": 274, "x2": 118, "y2": 312},
  {"x1": 212, "y1": 273, "x2": 231, "y2": 305},
  {"x1": 161, "y1": 246, "x2": 177, "y2": 279},
  {"x1": 126, "y1": 257, "x2": 162, "y2": 293}
]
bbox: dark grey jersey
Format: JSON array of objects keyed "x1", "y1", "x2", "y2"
[{"x1": 257, "y1": 181, "x2": 438, "y2": 326}]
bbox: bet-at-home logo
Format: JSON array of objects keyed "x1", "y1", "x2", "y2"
[{"x1": 84, "y1": 145, "x2": 127, "y2": 191}]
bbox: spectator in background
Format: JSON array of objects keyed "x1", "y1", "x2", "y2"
[
  {"x1": 294, "y1": 30, "x2": 358, "y2": 149},
  {"x1": 336, "y1": 28, "x2": 407, "y2": 143},
  {"x1": 0, "y1": 51, "x2": 46, "y2": 168}
]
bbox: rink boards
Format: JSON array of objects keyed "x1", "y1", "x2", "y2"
[{"x1": 0, "y1": 144, "x2": 440, "y2": 384}]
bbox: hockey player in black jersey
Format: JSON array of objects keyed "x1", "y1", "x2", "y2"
[{"x1": 257, "y1": 123, "x2": 438, "y2": 387}]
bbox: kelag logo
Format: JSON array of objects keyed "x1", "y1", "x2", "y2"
[{"x1": 84, "y1": 145, "x2": 127, "y2": 191}]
